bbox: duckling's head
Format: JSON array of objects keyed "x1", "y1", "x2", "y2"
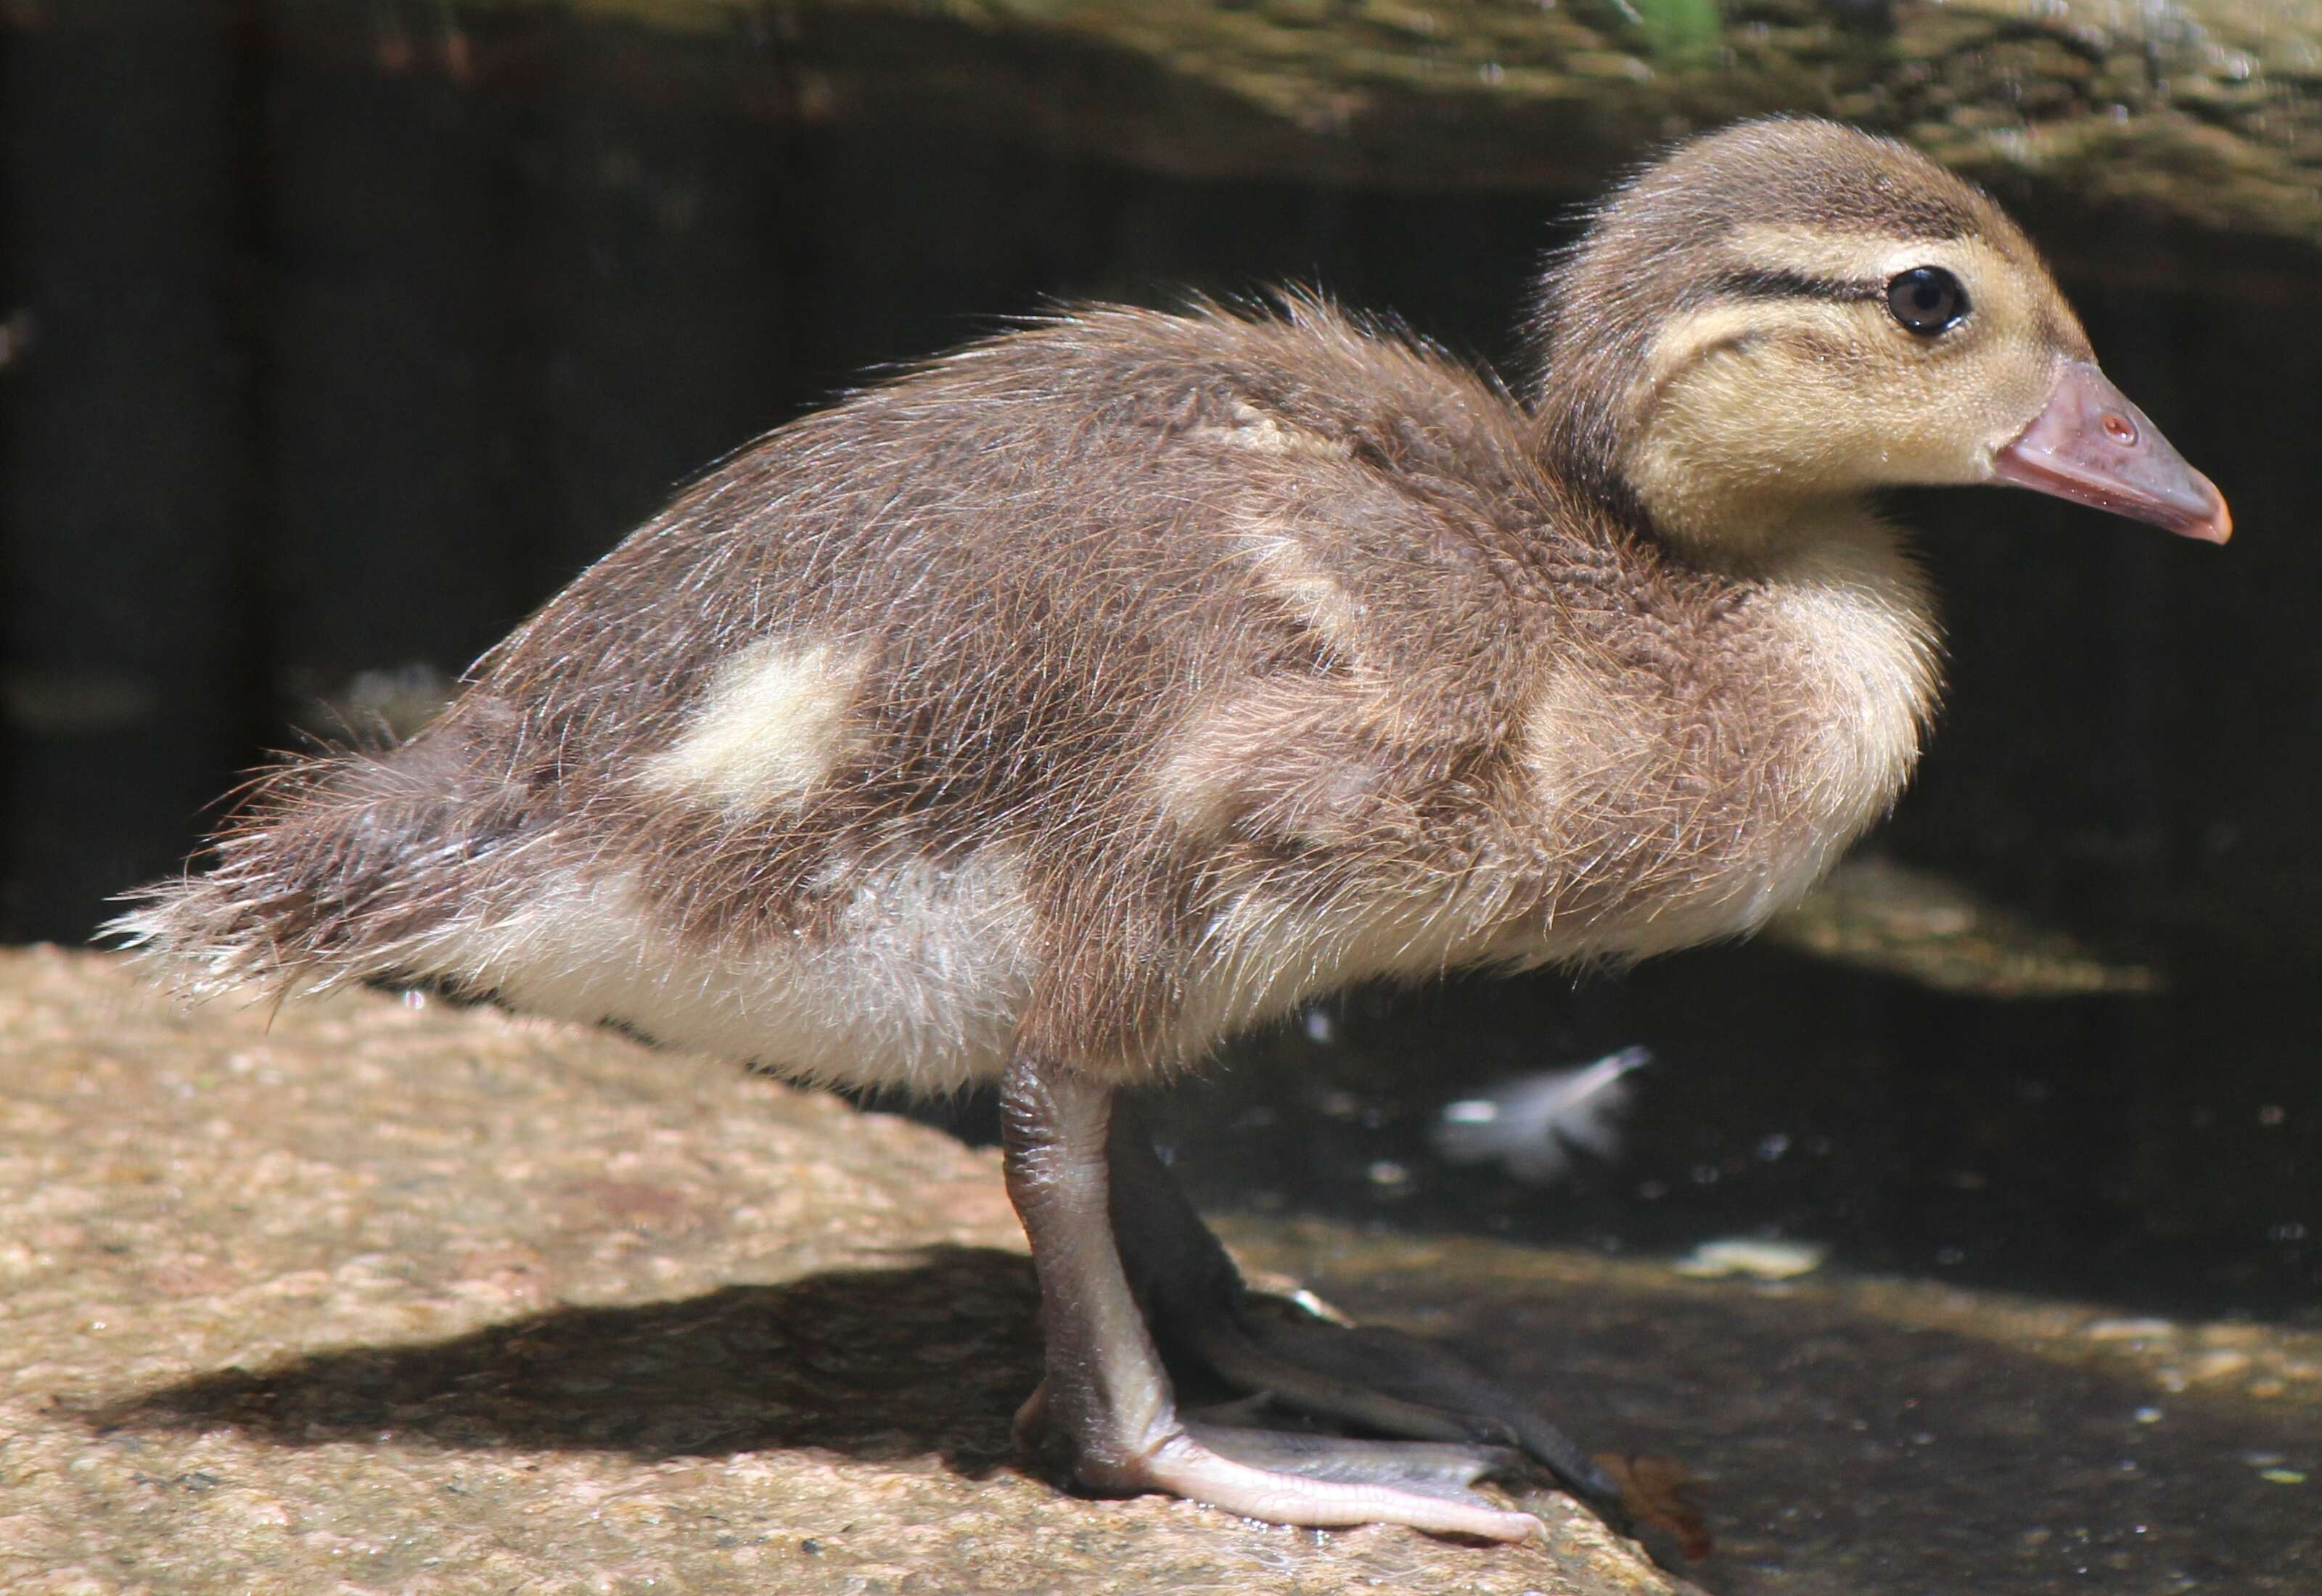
[{"x1": 1530, "y1": 118, "x2": 2230, "y2": 559}]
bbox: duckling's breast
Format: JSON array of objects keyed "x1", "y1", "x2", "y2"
[{"x1": 1511, "y1": 518, "x2": 1940, "y2": 963}]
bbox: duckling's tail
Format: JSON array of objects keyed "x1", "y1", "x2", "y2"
[{"x1": 105, "y1": 707, "x2": 536, "y2": 1003}]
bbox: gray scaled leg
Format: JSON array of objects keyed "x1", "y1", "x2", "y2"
[
  {"x1": 1105, "y1": 1096, "x2": 1631, "y2": 1526},
  {"x1": 999, "y1": 1049, "x2": 1541, "y2": 1539}
]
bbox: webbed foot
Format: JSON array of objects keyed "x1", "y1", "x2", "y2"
[
  {"x1": 1100, "y1": 1103, "x2": 1628, "y2": 1523},
  {"x1": 999, "y1": 1055, "x2": 1543, "y2": 1540}
]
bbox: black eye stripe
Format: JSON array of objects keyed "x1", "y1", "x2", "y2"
[
  {"x1": 1711, "y1": 268, "x2": 1885, "y2": 305},
  {"x1": 1704, "y1": 264, "x2": 1975, "y2": 342}
]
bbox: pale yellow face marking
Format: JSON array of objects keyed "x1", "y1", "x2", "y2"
[
  {"x1": 1636, "y1": 301, "x2": 1793, "y2": 394},
  {"x1": 1726, "y1": 226, "x2": 2076, "y2": 362},
  {"x1": 641, "y1": 637, "x2": 868, "y2": 815},
  {"x1": 1728, "y1": 223, "x2": 1951, "y2": 286},
  {"x1": 1626, "y1": 224, "x2": 2082, "y2": 556}
]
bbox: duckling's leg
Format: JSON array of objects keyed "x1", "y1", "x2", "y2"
[
  {"x1": 1000, "y1": 1050, "x2": 1541, "y2": 1539},
  {"x1": 1104, "y1": 1098, "x2": 1630, "y2": 1523}
]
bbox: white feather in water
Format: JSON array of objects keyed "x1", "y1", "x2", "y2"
[{"x1": 1432, "y1": 1045, "x2": 1653, "y2": 1184}]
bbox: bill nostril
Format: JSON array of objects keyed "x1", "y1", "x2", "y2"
[{"x1": 2101, "y1": 412, "x2": 2138, "y2": 447}]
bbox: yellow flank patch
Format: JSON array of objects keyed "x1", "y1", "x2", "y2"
[
  {"x1": 1198, "y1": 401, "x2": 1353, "y2": 461},
  {"x1": 1240, "y1": 516, "x2": 1367, "y2": 651},
  {"x1": 1146, "y1": 705, "x2": 1263, "y2": 837},
  {"x1": 1519, "y1": 667, "x2": 1622, "y2": 810},
  {"x1": 640, "y1": 637, "x2": 867, "y2": 815}
]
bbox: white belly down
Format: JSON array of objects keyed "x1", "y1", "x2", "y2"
[{"x1": 400, "y1": 850, "x2": 1038, "y2": 1095}]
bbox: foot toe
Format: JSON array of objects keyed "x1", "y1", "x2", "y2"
[
  {"x1": 1136, "y1": 1428, "x2": 1541, "y2": 1540},
  {"x1": 1165, "y1": 1291, "x2": 1623, "y2": 1510}
]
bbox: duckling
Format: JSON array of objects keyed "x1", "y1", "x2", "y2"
[{"x1": 114, "y1": 118, "x2": 2228, "y2": 1544}]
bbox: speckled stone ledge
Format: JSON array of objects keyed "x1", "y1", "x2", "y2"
[{"x1": 0, "y1": 947, "x2": 1684, "y2": 1595}]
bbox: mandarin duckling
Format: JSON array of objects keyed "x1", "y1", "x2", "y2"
[{"x1": 117, "y1": 118, "x2": 2228, "y2": 1544}]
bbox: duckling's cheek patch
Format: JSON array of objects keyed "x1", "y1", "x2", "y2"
[{"x1": 639, "y1": 637, "x2": 869, "y2": 815}]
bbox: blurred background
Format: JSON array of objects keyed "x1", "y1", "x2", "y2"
[{"x1": 2, "y1": 0, "x2": 2314, "y2": 1329}]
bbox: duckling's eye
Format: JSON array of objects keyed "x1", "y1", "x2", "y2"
[{"x1": 1885, "y1": 267, "x2": 1967, "y2": 336}]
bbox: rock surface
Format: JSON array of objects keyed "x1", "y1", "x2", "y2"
[
  {"x1": 0, "y1": 947, "x2": 1685, "y2": 1595},
  {"x1": 298, "y1": 0, "x2": 2322, "y2": 256}
]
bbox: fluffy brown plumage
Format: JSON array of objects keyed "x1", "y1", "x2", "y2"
[
  {"x1": 115, "y1": 118, "x2": 2226, "y2": 1544},
  {"x1": 120, "y1": 294, "x2": 1934, "y2": 1079}
]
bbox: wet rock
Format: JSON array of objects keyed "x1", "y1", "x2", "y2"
[{"x1": 1763, "y1": 855, "x2": 2159, "y2": 998}]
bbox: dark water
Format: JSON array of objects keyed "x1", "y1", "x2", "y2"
[
  {"x1": 1126, "y1": 879, "x2": 2321, "y2": 1593},
  {"x1": 1147, "y1": 924, "x2": 2318, "y2": 1324}
]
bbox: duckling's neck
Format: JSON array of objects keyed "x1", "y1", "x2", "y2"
[
  {"x1": 1652, "y1": 500, "x2": 1942, "y2": 945},
  {"x1": 1656, "y1": 495, "x2": 1940, "y2": 741},
  {"x1": 1534, "y1": 376, "x2": 1876, "y2": 572},
  {"x1": 1718, "y1": 501, "x2": 1942, "y2": 866},
  {"x1": 1632, "y1": 472, "x2": 1875, "y2": 577}
]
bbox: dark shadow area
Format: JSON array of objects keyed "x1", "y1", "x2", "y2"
[
  {"x1": 94, "y1": 1248, "x2": 1043, "y2": 1478},
  {"x1": 1316, "y1": 1258, "x2": 2322, "y2": 1594}
]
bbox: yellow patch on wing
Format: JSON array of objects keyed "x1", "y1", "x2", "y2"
[
  {"x1": 1146, "y1": 681, "x2": 1335, "y2": 839},
  {"x1": 1519, "y1": 665, "x2": 1630, "y2": 813},
  {"x1": 1239, "y1": 514, "x2": 1368, "y2": 653},
  {"x1": 640, "y1": 637, "x2": 869, "y2": 815},
  {"x1": 1196, "y1": 400, "x2": 1354, "y2": 461}
]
